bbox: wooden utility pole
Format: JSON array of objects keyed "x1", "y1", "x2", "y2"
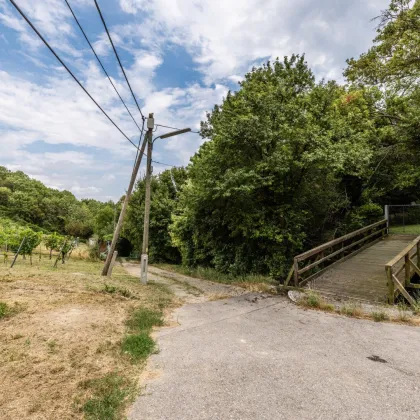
[
  {"x1": 139, "y1": 126, "x2": 191, "y2": 284},
  {"x1": 101, "y1": 113, "x2": 154, "y2": 276},
  {"x1": 140, "y1": 126, "x2": 153, "y2": 284},
  {"x1": 107, "y1": 251, "x2": 118, "y2": 277}
]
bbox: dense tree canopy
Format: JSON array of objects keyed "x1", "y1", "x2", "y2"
[
  {"x1": 0, "y1": 166, "x2": 113, "y2": 239},
  {"x1": 123, "y1": 168, "x2": 188, "y2": 263}
]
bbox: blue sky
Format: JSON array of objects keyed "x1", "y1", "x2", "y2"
[{"x1": 0, "y1": 0, "x2": 389, "y2": 201}]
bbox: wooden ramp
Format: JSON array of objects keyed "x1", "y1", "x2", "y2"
[{"x1": 309, "y1": 236, "x2": 416, "y2": 303}]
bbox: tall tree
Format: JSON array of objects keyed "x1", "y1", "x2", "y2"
[{"x1": 171, "y1": 56, "x2": 382, "y2": 278}]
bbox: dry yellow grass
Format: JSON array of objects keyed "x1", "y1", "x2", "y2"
[
  {"x1": 0, "y1": 255, "x2": 177, "y2": 419},
  {"x1": 234, "y1": 282, "x2": 277, "y2": 294}
]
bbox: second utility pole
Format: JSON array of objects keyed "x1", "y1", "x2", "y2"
[{"x1": 140, "y1": 117, "x2": 153, "y2": 284}]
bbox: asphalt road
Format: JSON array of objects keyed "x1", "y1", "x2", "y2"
[{"x1": 128, "y1": 281, "x2": 420, "y2": 419}]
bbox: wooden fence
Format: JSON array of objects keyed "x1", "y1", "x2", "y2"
[
  {"x1": 385, "y1": 235, "x2": 420, "y2": 306},
  {"x1": 286, "y1": 220, "x2": 388, "y2": 287}
]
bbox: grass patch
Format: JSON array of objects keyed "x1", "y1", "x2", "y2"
[
  {"x1": 155, "y1": 263, "x2": 275, "y2": 286},
  {"x1": 0, "y1": 301, "x2": 25, "y2": 319},
  {"x1": 389, "y1": 225, "x2": 420, "y2": 235},
  {"x1": 121, "y1": 333, "x2": 156, "y2": 363},
  {"x1": 298, "y1": 292, "x2": 335, "y2": 312},
  {"x1": 396, "y1": 303, "x2": 412, "y2": 322},
  {"x1": 121, "y1": 308, "x2": 163, "y2": 363},
  {"x1": 47, "y1": 339, "x2": 58, "y2": 354},
  {"x1": 0, "y1": 302, "x2": 9, "y2": 319},
  {"x1": 125, "y1": 308, "x2": 163, "y2": 333},
  {"x1": 80, "y1": 372, "x2": 135, "y2": 420},
  {"x1": 102, "y1": 284, "x2": 134, "y2": 299},
  {"x1": 372, "y1": 311, "x2": 390, "y2": 322},
  {"x1": 339, "y1": 303, "x2": 363, "y2": 318}
]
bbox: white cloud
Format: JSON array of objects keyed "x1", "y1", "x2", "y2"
[
  {"x1": 70, "y1": 184, "x2": 101, "y2": 194},
  {"x1": 119, "y1": 0, "x2": 389, "y2": 84},
  {"x1": 0, "y1": 0, "x2": 390, "y2": 200}
]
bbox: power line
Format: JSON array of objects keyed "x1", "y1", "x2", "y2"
[
  {"x1": 9, "y1": 0, "x2": 140, "y2": 150},
  {"x1": 64, "y1": 0, "x2": 143, "y2": 132},
  {"x1": 94, "y1": 0, "x2": 144, "y2": 120},
  {"x1": 152, "y1": 160, "x2": 178, "y2": 167}
]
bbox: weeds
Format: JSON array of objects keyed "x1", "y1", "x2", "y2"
[
  {"x1": 397, "y1": 303, "x2": 411, "y2": 322},
  {"x1": 103, "y1": 284, "x2": 133, "y2": 299},
  {"x1": 0, "y1": 302, "x2": 8, "y2": 319},
  {"x1": 372, "y1": 311, "x2": 389, "y2": 322},
  {"x1": 125, "y1": 308, "x2": 163, "y2": 333},
  {"x1": 80, "y1": 372, "x2": 135, "y2": 420},
  {"x1": 121, "y1": 333, "x2": 156, "y2": 363},
  {"x1": 121, "y1": 308, "x2": 163, "y2": 363},
  {"x1": 339, "y1": 304, "x2": 363, "y2": 318},
  {"x1": 47, "y1": 339, "x2": 58, "y2": 354},
  {"x1": 298, "y1": 292, "x2": 335, "y2": 312},
  {"x1": 0, "y1": 301, "x2": 24, "y2": 319}
]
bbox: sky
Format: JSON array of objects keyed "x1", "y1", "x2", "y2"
[{"x1": 0, "y1": 0, "x2": 389, "y2": 201}]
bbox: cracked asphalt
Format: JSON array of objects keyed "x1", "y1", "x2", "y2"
[{"x1": 126, "y1": 267, "x2": 420, "y2": 420}]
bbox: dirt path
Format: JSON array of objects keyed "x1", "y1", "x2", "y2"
[
  {"x1": 123, "y1": 263, "x2": 247, "y2": 303},
  {"x1": 125, "y1": 264, "x2": 420, "y2": 420}
]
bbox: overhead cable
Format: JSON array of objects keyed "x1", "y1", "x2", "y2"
[
  {"x1": 9, "y1": 0, "x2": 140, "y2": 150},
  {"x1": 64, "y1": 0, "x2": 143, "y2": 132},
  {"x1": 94, "y1": 0, "x2": 144, "y2": 120}
]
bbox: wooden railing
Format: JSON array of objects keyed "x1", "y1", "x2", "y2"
[
  {"x1": 385, "y1": 236, "x2": 420, "y2": 307},
  {"x1": 285, "y1": 220, "x2": 388, "y2": 287}
]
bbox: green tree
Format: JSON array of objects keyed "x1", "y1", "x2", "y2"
[
  {"x1": 345, "y1": 0, "x2": 420, "y2": 91},
  {"x1": 64, "y1": 204, "x2": 94, "y2": 238},
  {"x1": 124, "y1": 168, "x2": 188, "y2": 263},
  {"x1": 44, "y1": 232, "x2": 63, "y2": 259},
  {"x1": 171, "y1": 56, "x2": 383, "y2": 277},
  {"x1": 345, "y1": 0, "x2": 420, "y2": 197},
  {"x1": 95, "y1": 206, "x2": 115, "y2": 241}
]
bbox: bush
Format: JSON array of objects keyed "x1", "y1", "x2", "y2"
[{"x1": 89, "y1": 244, "x2": 100, "y2": 261}]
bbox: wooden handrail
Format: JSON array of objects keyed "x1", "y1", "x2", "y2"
[
  {"x1": 295, "y1": 220, "x2": 387, "y2": 262},
  {"x1": 385, "y1": 235, "x2": 420, "y2": 307},
  {"x1": 385, "y1": 235, "x2": 420, "y2": 268},
  {"x1": 286, "y1": 219, "x2": 388, "y2": 287}
]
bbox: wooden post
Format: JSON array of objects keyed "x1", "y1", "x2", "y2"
[
  {"x1": 10, "y1": 237, "x2": 26, "y2": 268},
  {"x1": 386, "y1": 266, "x2": 394, "y2": 305},
  {"x1": 140, "y1": 128, "x2": 153, "y2": 285},
  {"x1": 417, "y1": 242, "x2": 420, "y2": 268},
  {"x1": 106, "y1": 251, "x2": 118, "y2": 277},
  {"x1": 405, "y1": 254, "x2": 410, "y2": 287},
  {"x1": 293, "y1": 258, "x2": 299, "y2": 287}
]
